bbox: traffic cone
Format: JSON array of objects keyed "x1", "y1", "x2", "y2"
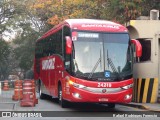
[
  {"x1": 31, "y1": 80, "x2": 38, "y2": 104},
  {"x1": 2, "y1": 80, "x2": 9, "y2": 91},
  {"x1": 12, "y1": 80, "x2": 23, "y2": 101},
  {"x1": 20, "y1": 80, "x2": 35, "y2": 107}
]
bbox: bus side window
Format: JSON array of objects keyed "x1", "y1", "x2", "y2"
[
  {"x1": 55, "y1": 30, "x2": 62, "y2": 56},
  {"x1": 63, "y1": 26, "x2": 72, "y2": 73}
]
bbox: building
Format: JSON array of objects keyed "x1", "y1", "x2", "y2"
[{"x1": 126, "y1": 10, "x2": 160, "y2": 103}]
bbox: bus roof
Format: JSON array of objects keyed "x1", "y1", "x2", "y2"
[
  {"x1": 38, "y1": 19, "x2": 128, "y2": 41},
  {"x1": 65, "y1": 19, "x2": 128, "y2": 32}
]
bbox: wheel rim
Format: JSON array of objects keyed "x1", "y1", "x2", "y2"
[
  {"x1": 59, "y1": 86, "x2": 62, "y2": 102},
  {"x1": 39, "y1": 85, "x2": 42, "y2": 97},
  {"x1": 59, "y1": 91, "x2": 62, "y2": 101}
]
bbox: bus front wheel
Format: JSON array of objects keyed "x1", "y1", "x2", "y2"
[{"x1": 58, "y1": 84, "x2": 69, "y2": 108}]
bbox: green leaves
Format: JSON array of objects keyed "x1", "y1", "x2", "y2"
[
  {"x1": 13, "y1": 26, "x2": 39, "y2": 72},
  {"x1": 0, "y1": 0, "x2": 159, "y2": 79},
  {"x1": 0, "y1": 40, "x2": 11, "y2": 80}
]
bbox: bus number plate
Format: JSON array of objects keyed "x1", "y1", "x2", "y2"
[{"x1": 97, "y1": 83, "x2": 112, "y2": 88}]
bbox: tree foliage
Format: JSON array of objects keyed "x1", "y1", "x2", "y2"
[
  {"x1": 106, "y1": 0, "x2": 142, "y2": 23},
  {"x1": 107, "y1": 0, "x2": 160, "y2": 23},
  {"x1": 13, "y1": 24, "x2": 40, "y2": 73},
  {"x1": 0, "y1": 0, "x2": 159, "y2": 79},
  {"x1": 0, "y1": 0, "x2": 16, "y2": 36},
  {"x1": 0, "y1": 0, "x2": 41, "y2": 79},
  {"x1": 31, "y1": 0, "x2": 110, "y2": 25},
  {"x1": 141, "y1": 0, "x2": 160, "y2": 16},
  {"x1": 0, "y1": 40, "x2": 11, "y2": 80},
  {"x1": 30, "y1": 0, "x2": 160, "y2": 25}
]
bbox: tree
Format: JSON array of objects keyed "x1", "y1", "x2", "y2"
[
  {"x1": 0, "y1": 0, "x2": 42, "y2": 79},
  {"x1": 31, "y1": 0, "x2": 160, "y2": 25},
  {"x1": 31, "y1": 0, "x2": 110, "y2": 25},
  {"x1": 0, "y1": 0, "x2": 159, "y2": 80},
  {"x1": 107, "y1": 0, "x2": 160, "y2": 23},
  {"x1": 13, "y1": 24, "x2": 39, "y2": 75},
  {"x1": 106, "y1": 0, "x2": 142, "y2": 23},
  {"x1": 141, "y1": 0, "x2": 160, "y2": 16},
  {"x1": 0, "y1": 40, "x2": 11, "y2": 80},
  {"x1": 0, "y1": 0, "x2": 17, "y2": 38},
  {"x1": 0, "y1": 0, "x2": 17, "y2": 80}
]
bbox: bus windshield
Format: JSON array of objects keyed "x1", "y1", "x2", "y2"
[{"x1": 72, "y1": 32, "x2": 132, "y2": 81}]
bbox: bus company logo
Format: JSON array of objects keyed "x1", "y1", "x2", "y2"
[
  {"x1": 42, "y1": 58, "x2": 55, "y2": 70},
  {"x1": 102, "y1": 89, "x2": 107, "y2": 93},
  {"x1": 81, "y1": 24, "x2": 120, "y2": 29}
]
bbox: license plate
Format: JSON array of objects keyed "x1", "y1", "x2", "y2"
[{"x1": 99, "y1": 98, "x2": 108, "y2": 101}]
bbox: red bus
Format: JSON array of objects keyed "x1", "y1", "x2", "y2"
[{"x1": 34, "y1": 19, "x2": 142, "y2": 108}]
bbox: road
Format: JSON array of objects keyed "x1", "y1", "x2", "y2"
[
  {"x1": 12, "y1": 94, "x2": 146, "y2": 111},
  {"x1": 0, "y1": 95, "x2": 159, "y2": 120}
]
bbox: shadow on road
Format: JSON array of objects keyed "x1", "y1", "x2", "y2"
[{"x1": 41, "y1": 94, "x2": 117, "y2": 112}]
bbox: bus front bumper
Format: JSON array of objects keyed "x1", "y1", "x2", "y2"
[{"x1": 64, "y1": 86, "x2": 133, "y2": 103}]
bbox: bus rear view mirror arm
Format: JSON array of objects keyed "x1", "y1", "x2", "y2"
[
  {"x1": 65, "y1": 36, "x2": 72, "y2": 54},
  {"x1": 131, "y1": 39, "x2": 142, "y2": 58}
]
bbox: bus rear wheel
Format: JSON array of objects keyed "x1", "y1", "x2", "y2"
[
  {"x1": 39, "y1": 80, "x2": 45, "y2": 99},
  {"x1": 58, "y1": 85, "x2": 69, "y2": 108}
]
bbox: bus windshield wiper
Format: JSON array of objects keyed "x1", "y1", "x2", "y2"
[
  {"x1": 88, "y1": 58, "x2": 101, "y2": 79},
  {"x1": 106, "y1": 50, "x2": 118, "y2": 73},
  {"x1": 88, "y1": 50, "x2": 102, "y2": 79},
  {"x1": 107, "y1": 58, "x2": 118, "y2": 73}
]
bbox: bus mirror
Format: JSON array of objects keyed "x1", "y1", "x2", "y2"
[
  {"x1": 65, "y1": 36, "x2": 72, "y2": 54},
  {"x1": 131, "y1": 39, "x2": 142, "y2": 58}
]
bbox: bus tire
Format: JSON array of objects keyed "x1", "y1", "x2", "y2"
[
  {"x1": 108, "y1": 103, "x2": 115, "y2": 108},
  {"x1": 39, "y1": 80, "x2": 45, "y2": 99},
  {"x1": 58, "y1": 84, "x2": 69, "y2": 108}
]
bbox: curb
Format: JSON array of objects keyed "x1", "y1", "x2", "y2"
[{"x1": 119, "y1": 103, "x2": 160, "y2": 112}]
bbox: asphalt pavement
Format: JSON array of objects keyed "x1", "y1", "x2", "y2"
[
  {"x1": 120, "y1": 102, "x2": 160, "y2": 112},
  {"x1": 0, "y1": 97, "x2": 160, "y2": 120}
]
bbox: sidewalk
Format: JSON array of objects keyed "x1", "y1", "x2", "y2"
[{"x1": 121, "y1": 102, "x2": 160, "y2": 112}]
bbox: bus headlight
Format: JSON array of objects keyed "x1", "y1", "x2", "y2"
[
  {"x1": 69, "y1": 80, "x2": 86, "y2": 89},
  {"x1": 73, "y1": 93, "x2": 81, "y2": 99},
  {"x1": 124, "y1": 94, "x2": 132, "y2": 100},
  {"x1": 121, "y1": 84, "x2": 133, "y2": 90}
]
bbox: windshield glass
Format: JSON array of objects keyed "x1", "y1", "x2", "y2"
[{"x1": 72, "y1": 31, "x2": 132, "y2": 81}]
